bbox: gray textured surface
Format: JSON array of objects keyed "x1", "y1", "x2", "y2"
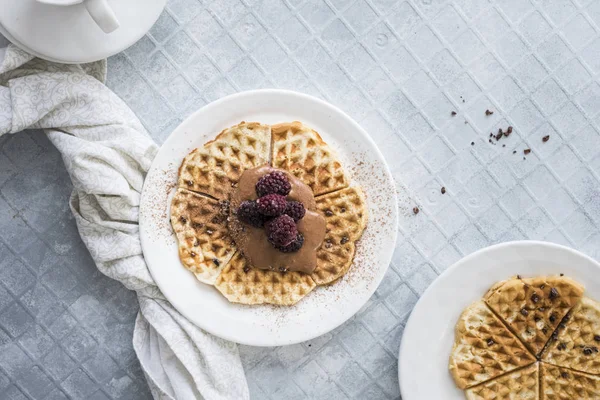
[{"x1": 2, "y1": 0, "x2": 600, "y2": 398}]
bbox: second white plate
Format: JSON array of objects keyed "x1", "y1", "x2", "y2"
[
  {"x1": 139, "y1": 89, "x2": 398, "y2": 346},
  {"x1": 399, "y1": 240, "x2": 600, "y2": 399}
]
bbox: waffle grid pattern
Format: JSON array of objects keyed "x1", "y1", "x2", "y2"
[{"x1": 2, "y1": 0, "x2": 600, "y2": 397}]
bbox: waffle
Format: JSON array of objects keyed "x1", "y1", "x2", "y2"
[
  {"x1": 214, "y1": 252, "x2": 317, "y2": 306},
  {"x1": 543, "y1": 297, "x2": 600, "y2": 375},
  {"x1": 449, "y1": 300, "x2": 536, "y2": 389},
  {"x1": 484, "y1": 276, "x2": 584, "y2": 355},
  {"x1": 178, "y1": 122, "x2": 271, "y2": 199},
  {"x1": 170, "y1": 189, "x2": 236, "y2": 285},
  {"x1": 311, "y1": 186, "x2": 367, "y2": 285},
  {"x1": 540, "y1": 362, "x2": 600, "y2": 399},
  {"x1": 271, "y1": 121, "x2": 348, "y2": 196},
  {"x1": 465, "y1": 363, "x2": 539, "y2": 400}
]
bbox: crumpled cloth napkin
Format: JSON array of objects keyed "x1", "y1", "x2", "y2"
[{"x1": 0, "y1": 44, "x2": 249, "y2": 400}]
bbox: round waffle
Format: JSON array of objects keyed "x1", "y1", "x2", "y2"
[{"x1": 170, "y1": 121, "x2": 367, "y2": 305}]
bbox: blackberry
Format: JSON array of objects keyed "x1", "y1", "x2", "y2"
[
  {"x1": 236, "y1": 200, "x2": 267, "y2": 227},
  {"x1": 256, "y1": 194, "x2": 287, "y2": 216},
  {"x1": 255, "y1": 171, "x2": 291, "y2": 197},
  {"x1": 275, "y1": 233, "x2": 304, "y2": 253},
  {"x1": 284, "y1": 201, "x2": 305, "y2": 221},
  {"x1": 266, "y1": 215, "x2": 297, "y2": 247}
]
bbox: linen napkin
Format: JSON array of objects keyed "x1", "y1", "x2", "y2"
[{"x1": 0, "y1": 44, "x2": 249, "y2": 400}]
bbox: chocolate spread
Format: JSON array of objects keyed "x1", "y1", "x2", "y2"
[{"x1": 228, "y1": 165, "x2": 326, "y2": 273}]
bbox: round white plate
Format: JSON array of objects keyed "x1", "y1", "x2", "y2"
[
  {"x1": 0, "y1": 0, "x2": 165, "y2": 64},
  {"x1": 398, "y1": 240, "x2": 600, "y2": 399},
  {"x1": 139, "y1": 89, "x2": 398, "y2": 346}
]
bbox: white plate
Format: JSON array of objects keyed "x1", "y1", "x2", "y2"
[
  {"x1": 0, "y1": 0, "x2": 165, "y2": 64},
  {"x1": 398, "y1": 240, "x2": 600, "y2": 399},
  {"x1": 139, "y1": 89, "x2": 398, "y2": 346}
]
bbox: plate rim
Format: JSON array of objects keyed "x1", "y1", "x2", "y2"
[
  {"x1": 398, "y1": 240, "x2": 600, "y2": 398},
  {"x1": 139, "y1": 88, "x2": 399, "y2": 346}
]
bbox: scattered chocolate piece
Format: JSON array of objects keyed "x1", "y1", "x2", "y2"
[
  {"x1": 485, "y1": 109, "x2": 494, "y2": 115},
  {"x1": 451, "y1": 111, "x2": 457, "y2": 116},
  {"x1": 550, "y1": 314, "x2": 557, "y2": 323},
  {"x1": 441, "y1": 187, "x2": 446, "y2": 194},
  {"x1": 243, "y1": 266, "x2": 251, "y2": 273},
  {"x1": 413, "y1": 207, "x2": 419, "y2": 215},
  {"x1": 549, "y1": 287, "x2": 559, "y2": 300},
  {"x1": 471, "y1": 142, "x2": 475, "y2": 146},
  {"x1": 502, "y1": 144, "x2": 506, "y2": 147},
  {"x1": 489, "y1": 139, "x2": 493, "y2": 143},
  {"x1": 561, "y1": 372, "x2": 569, "y2": 379},
  {"x1": 531, "y1": 293, "x2": 540, "y2": 303},
  {"x1": 558, "y1": 342, "x2": 567, "y2": 351},
  {"x1": 462, "y1": 99, "x2": 465, "y2": 103},
  {"x1": 487, "y1": 338, "x2": 495, "y2": 346},
  {"x1": 513, "y1": 150, "x2": 517, "y2": 154},
  {"x1": 521, "y1": 308, "x2": 529, "y2": 316},
  {"x1": 489, "y1": 133, "x2": 493, "y2": 138},
  {"x1": 213, "y1": 258, "x2": 220, "y2": 267},
  {"x1": 506, "y1": 126, "x2": 513, "y2": 136},
  {"x1": 524, "y1": 149, "x2": 531, "y2": 155},
  {"x1": 542, "y1": 135, "x2": 550, "y2": 142},
  {"x1": 594, "y1": 335, "x2": 600, "y2": 342}
]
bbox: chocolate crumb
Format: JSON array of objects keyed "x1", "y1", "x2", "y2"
[
  {"x1": 462, "y1": 99, "x2": 465, "y2": 103},
  {"x1": 441, "y1": 187, "x2": 446, "y2": 194},
  {"x1": 243, "y1": 266, "x2": 250, "y2": 273},
  {"x1": 325, "y1": 210, "x2": 333, "y2": 217},
  {"x1": 485, "y1": 109, "x2": 494, "y2": 115},
  {"x1": 451, "y1": 111, "x2": 457, "y2": 116},
  {"x1": 471, "y1": 142, "x2": 475, "y2": 146},
  {"x1": 524, "y1": 149, "x2": 531, "y2": 155},
  {"x1": 513, "y1": 150, "x2": 517, "y2": 154},
  {"x1": 506, "y1": 126, "x2": 513, "y2": 135},
  {"x1": 413, "y1": 207, "x2": 419, "y2": 215},
  {"x1": 489, "y1": 139, "x2": 493, "y2": 143},
  {"x1": 561, "y1": 372, "x2": 569, "y2": 379},
  {"x1": 502, "y1": 144, "x2": 506, "y2": 147},
  {"x1": 213, "y1": 258, "x2": 220, "y2": 266},
  {"x1": 542, "y1": 135, "x2": 550, "y2": 142},
  {"x1": 487, "y1": 338, "x2": 495, "y2": 346},
  {"x1": 531, "y1": 293, "x2": 540, "y2": 303},
  {"x1": 521, "y1": 308, "x2": 529, "y2": 316},
  {"x1": 549, "y1": 287, "x2": 559, "y2": 299}
]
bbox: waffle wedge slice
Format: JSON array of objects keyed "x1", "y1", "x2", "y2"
[
  {"x1": 543, "y1": 297, "x2": 600, "y2": 375},
  {"x1": 271, "y1": 121, "x2": 348, "y2": 196},
  {"x1": 484, "y1": 275, "x2": 584, "y2": 355},
  {"x1": 214, "y1": 252, "x2": 316, "y2": 306},
  {"x1": 541, "y1": 362, "x2": 600, "y2": 399},
  {"x1": 170, "y1": 188, "x2": 236, "y2": 284},
  {"x1": 465, "y1": 363, "x2": 539, "y2": 400},
  {"x1": 178, "y1": 122, "x2": 271, "y2": 199},
  {"x1": 449, "y1": 300, "x2": 536, "y2": 389},
  {"x1": 311, "y1": 186, "x2": 367, "y2": 285}
]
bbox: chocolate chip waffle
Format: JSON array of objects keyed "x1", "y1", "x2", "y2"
[
  {"x1": 170, "y1": 188, "x2": 235, "y2": 284},
  {"x1": 271, "y1": 121, "x2": 348, "y2": 196},
  {"x1": 449, "y1": 300, "x2": 536, "y2": 389},
  {"x1": 484, "y1": 276, "x2": 584, "y2": 355},
  {"x1": 465, "y1": 363, "x2": 539, "y2": 400},
  {"x1": 540, "y1": 362, "x2": 600, "y2": 399},
  {"x1": 214, "y1": 251, "x2": 317, "y2": 306},
  {"x1": 543, "y1": 297, "x2": 600, "y2": 375},
  {"x1": 311, "y1": 186, "x2": 367, "y2": 285},
  {"x1": 170, "y1": 121, "x2": 367, "y2": 306},
  {"x1": 178, "y1": 122, "x2": 271, "y2": 200}
]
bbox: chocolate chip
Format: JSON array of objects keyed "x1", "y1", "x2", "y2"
[
  {"x1": 341, "y1": 236, "x2": 349, "y2": 244},
  {"x1": 340, "y1": 207, "x2": 346, "y2": 213},
  {"x1": 542, "y1": 135, "x2": 550, "y2": 142},
  {"x1": 542, "y1": 327, "x2": 548, "y2": 334},
  {"x1": 594, "y1": 335, "x2": 600, "y2": 342},
  {"x1": 558, "y1": 342, "x2": 567, "y2": 351},
  {"x1": 243, "y1": 266, "x2": 250, "y2": 273},
  {"x1": 186, "y1": 180, "x2": 194, "y2": 186},
  {"x1": 451, "y1": 111, "x2": 457, "y2": 116},
  {"x1": 552, "y1": 331, "x2": 559, "y2": 340},
  {"x1": 487, "y1": 338, "x2": 495, "y2": 346},
  {"x1": 524, "y1": 149, "x2": 531, "y2": 155},
  {"x1": 594, "y1": 346, "x2": 599, "y2": 353},
  {"x1": 549, "y1": 287, "x2": 559, "y2": 300},
  {"x1": 538, "y1": 307, "x2": 546, "y2": 312},
  {"x1": 584, "y1": 347, "x2": 594, "y2": 355},
  {"x1": 531, "y1": 293, "x2": 540, "y2": 303},
  {"x1": 441, "y1": 187, "x2": 446, "y2": 194},
  {"x1": 190, "y1": 251, "x2": 196, "y2": 257},
  {"x1": 485, "y1": 109, "x2": 494, "y2": 116},
  {"x1": 213, "y1": 258, "x2": 220, "y2": 266},
  {"x1": 279, "y1": 266, "x2": 287, "y2": 272},
  {"x1": 534, "y1": 316, "x2": 541, "y2": 322},
  {"x1": 413, "y1": 207, "x2": 419, "y2": 214},
  {"x1": 561, "y1": 372, "x2": 569, "y2": 379},
  {"x1": 521, "y1": 308, "x2": 529, "y2": 317},
  {"x1": 325, "y1": 210, "x2": 333, "y2": 217},
  {"x1": 193, "y1": 239, "x2": 199, "y2": 247},
  {"x1": 179, "y1": 216, "x2": 187, "y2": 223},
  {"x1": 324, "y1": 240, "x2": 332, "y2": 249},
  {"x1": 540, "y1": 284, "x2": 546, "y2": 289},
  {"x1": 550, "y1": 314, "x2": 557, "y2": 323}
]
